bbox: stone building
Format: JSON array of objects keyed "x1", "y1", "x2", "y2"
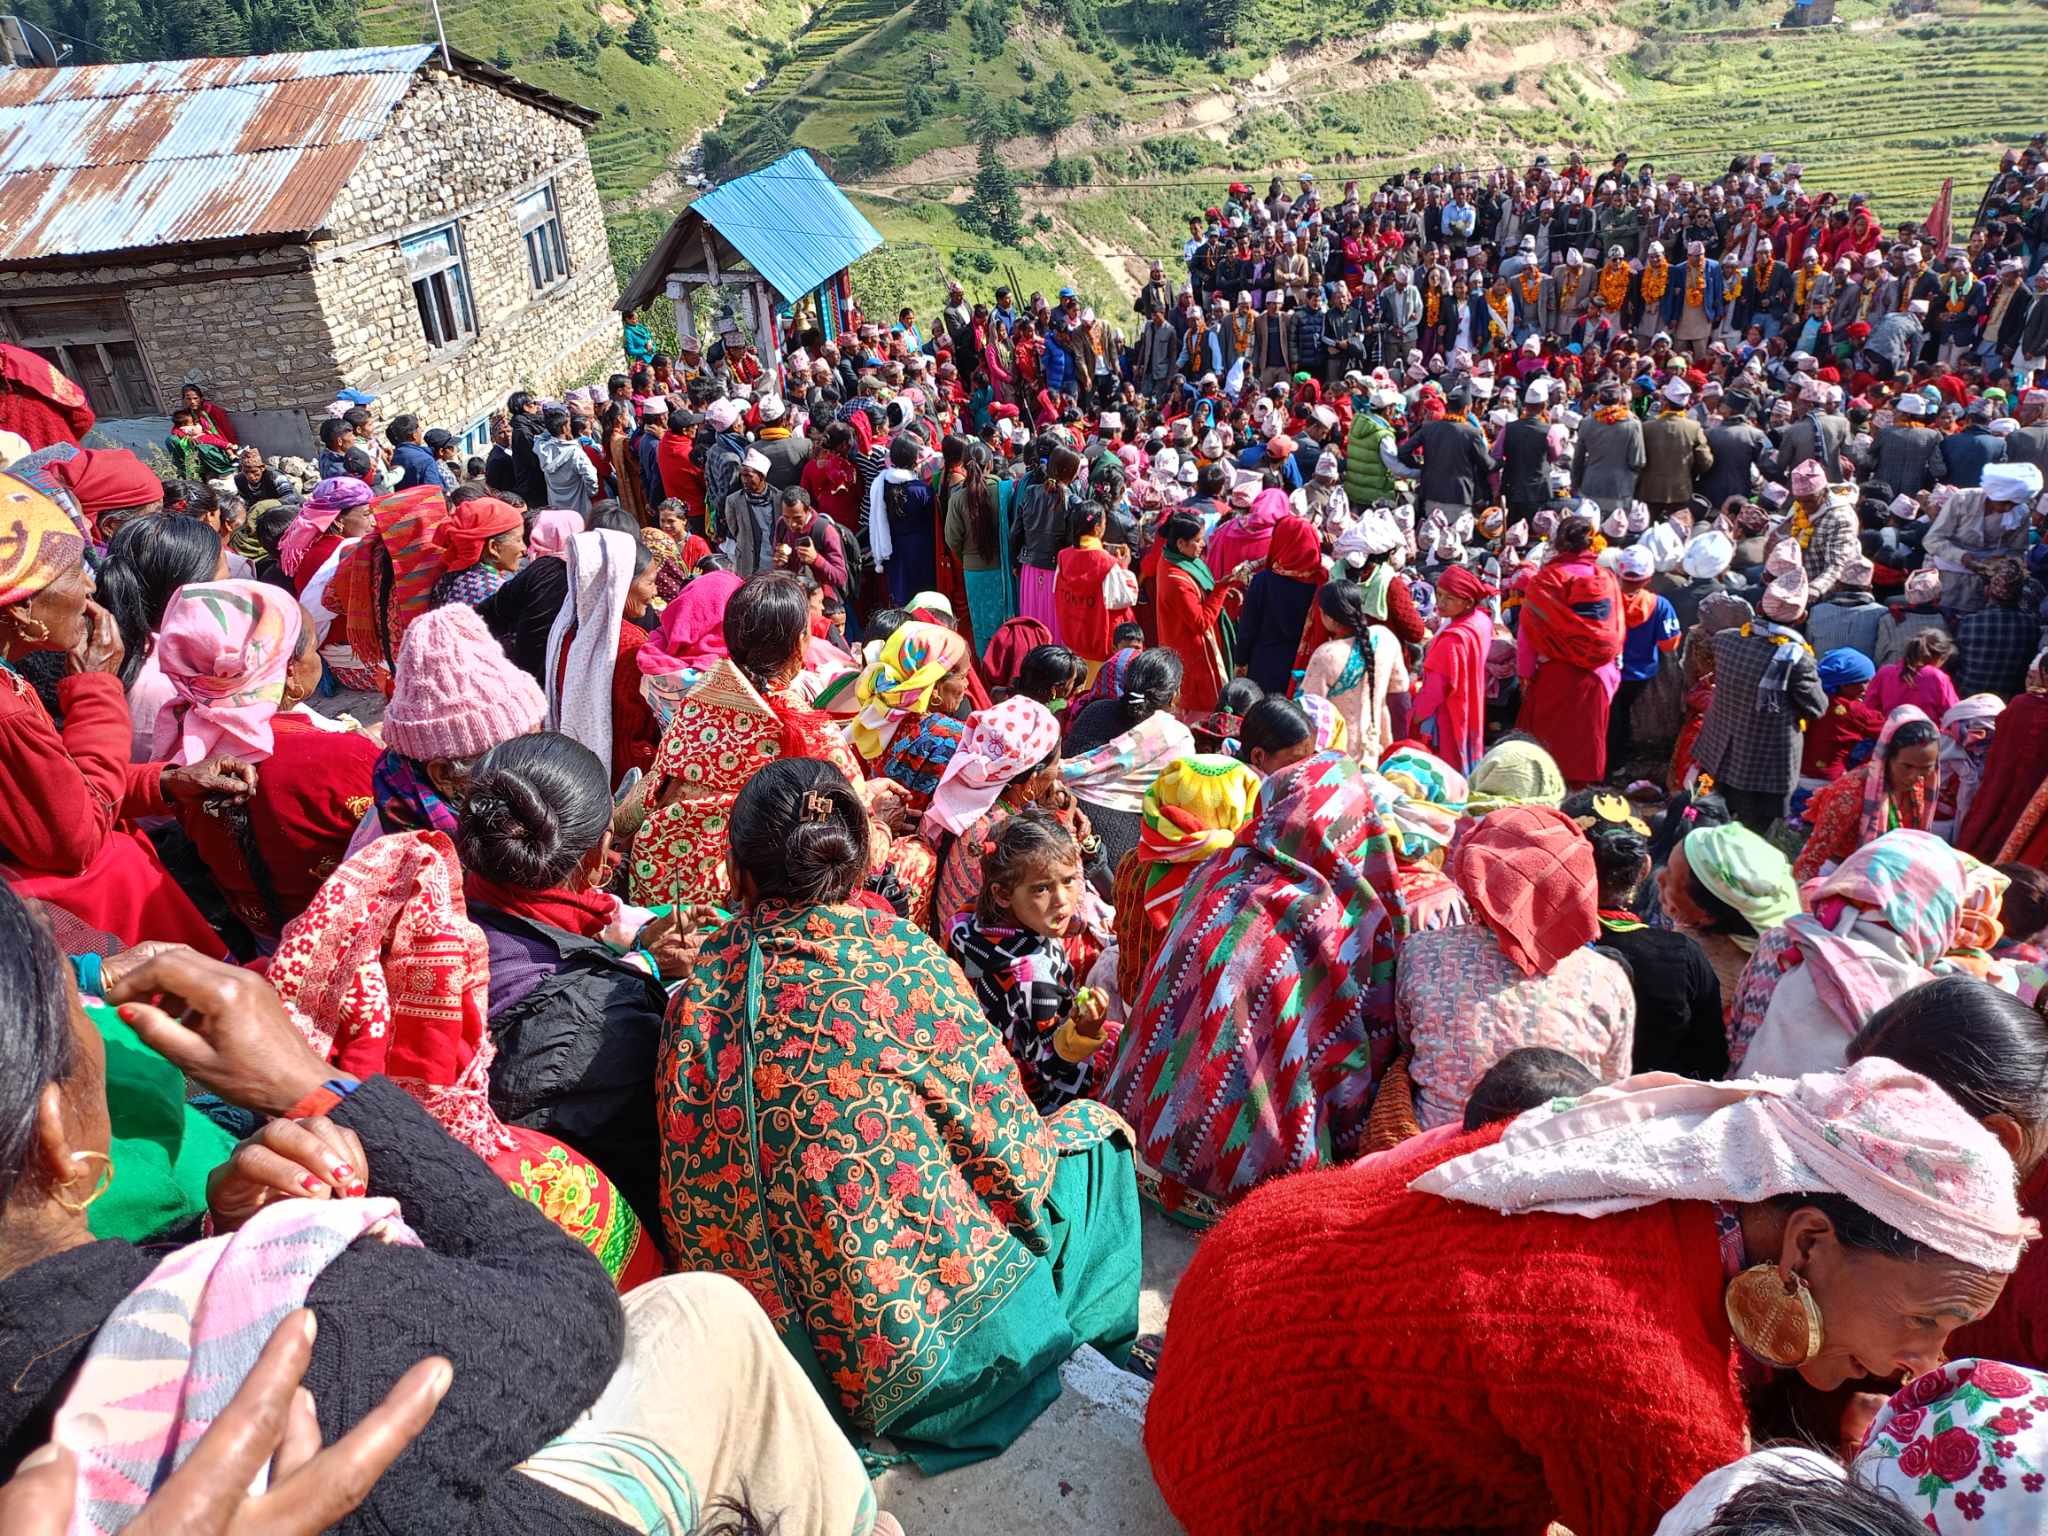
[{"x1": 0, "y1": 45, "x2": 619, "y2": 458}]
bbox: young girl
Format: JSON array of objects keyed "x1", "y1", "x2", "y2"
[
  {"x1": 1866, "y1": 628, "x2": 1959, "y2": 721},
  {"x1": 948, "y1": 810, "x2": 1115, "y2": 1112},
  {"x1": 1054, "y1": 501, "x2": 1139, "y2": 683},
  {"x1": 1299, "y1": 578, "x2": 1408, "y2": 764}
]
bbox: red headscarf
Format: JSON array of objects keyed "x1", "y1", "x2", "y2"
[
  {"x1": 1266, "y1": 515, "x2": 1324, "y2": 582},
  {"x1": 982, "y1": 616, "x2": 1053, "y2": 688},
  {"x1": 47, "y1": 448, "x2": 161, "y2": 524},
  {"x1": 1451, "y1": 804, "x2": 1599, "y2": 976},
  {"x1": 435, "y1": 497, "x2": 522, "y2": 572},
  {"x1": 1436, "y1": 564, "x2": 1497, "y2": 606}
]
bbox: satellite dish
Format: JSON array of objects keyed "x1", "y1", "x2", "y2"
[{"x1": 0, "y1": 16, "x2": 72, "y2": 68}]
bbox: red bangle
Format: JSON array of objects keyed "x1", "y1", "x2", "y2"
[{"x1": 284, "y1": 1085, "x2": 345, "y2": 1120}]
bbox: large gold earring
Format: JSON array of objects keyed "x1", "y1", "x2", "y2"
[
  {"x1": 10, "y1": 612, "x2": 49, "y2": 645},
  {"x1": 1725, "y1": 1263, "x2": 1824, "y2": 1367},
  {"x1": 52, "y1": 1150, "x2": 113, "y2": 1215}
]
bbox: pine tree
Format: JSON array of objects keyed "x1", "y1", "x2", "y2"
[
  {"x1": 491, "y1": 43, "x2": 513, "y2": 67},
  {"x1": 965, "y1": 141, "x2": 1023, "y2": 245},
  {"x1": 1032, "y1": 68, "x2": 1073, "y2": 133},
  {"x1": 85, "y1": 0, "x2": 160, "y2": 60},
  {"x1": 552, "y1": 21, "x2": 578, "y2": 56},
  {"x1": 622, "y1": 10, "x2": 660, "y2": 62},
  {"x1": 852, "y1": 120, "x2": 898, "y2": 174}
]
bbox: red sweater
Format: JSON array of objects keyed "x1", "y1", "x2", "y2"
[
  {"x1": 1948, "y1": 1161, "x2": 2048, "y2": 1370},
  {"x1": 1146, "y1": 1124, "x2": 1749, "y2": 1536}
]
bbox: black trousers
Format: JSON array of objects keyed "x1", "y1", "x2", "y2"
[{"x1": 1719, "y1": 784, "x2": 1789, "y2": 837}]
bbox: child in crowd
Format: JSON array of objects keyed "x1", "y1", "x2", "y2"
[
  {"x1": 1800, "y1": 648, "x2": 1884, "y2": 784},
  {"x1": 947, "y1": 810, "x2": 1115, "y2": 1111},
  {"x1": 1015, "y1": 643, "x2": 1088, "y2": 713}
]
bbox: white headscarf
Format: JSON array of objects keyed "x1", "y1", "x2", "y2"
[{"x1": 543, "y1": 530, "x2": 636, "y2": 776}]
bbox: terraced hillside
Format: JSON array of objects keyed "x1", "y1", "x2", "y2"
[{"x1": 823, "y1": 0, "x2": 2044, "y2": 315}]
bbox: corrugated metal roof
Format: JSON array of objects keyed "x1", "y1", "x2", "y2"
[
  {"x1": 686, "y1": 150, "x2": 883, "y2": 301},
  {"x1": 0, "y1": 45, "x2": 591, "y2": 263}
]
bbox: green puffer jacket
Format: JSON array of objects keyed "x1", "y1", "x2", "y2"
[{"x1": 1345, "y1": 408, "x2": 1397, "y2": 509}]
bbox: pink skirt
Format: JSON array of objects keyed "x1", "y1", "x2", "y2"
[{"x1": 1019, "y1": 564, "x2": 1059, "y2": 636}]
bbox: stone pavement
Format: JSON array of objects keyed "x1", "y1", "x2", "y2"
[{"x1": 871, "y1": 1207, "x2": 1199, "y2": 1534}]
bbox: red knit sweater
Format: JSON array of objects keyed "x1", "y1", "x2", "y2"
[{"x1": 1145, "y1": 1124, "x2": 1750, "y2": 1536}]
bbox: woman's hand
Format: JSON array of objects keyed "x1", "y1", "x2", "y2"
[
  {"x1": 633, "y1": 904, "x2": 721, "y2": 980},
  {"x1": 67, "y1": 599, "x2": 124, "y2": 676},
  {"x1": 0, "y1": 1310, "x2": 451, "y2": 1536},
  {"x1": 163, "y1": 757, "x2": 258, "y2": 806},
  {"x1": 861, "y1": 777, "x2": 912, "y2": 834},
  {"x1": 207, "y1": 1116, "x2": 368, "y2": 1231},
  {"x1": 104, "y1": 948, "x2": 332, "y2": 1117}
]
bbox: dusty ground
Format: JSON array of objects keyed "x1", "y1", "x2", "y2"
[{"x1": 871, "y1": 1205, "x2": 1199, "y2": 1534}]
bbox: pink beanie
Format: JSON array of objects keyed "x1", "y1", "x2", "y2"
[{"x1": 383, "y1": 604, "x2": 546, "y2": 762}]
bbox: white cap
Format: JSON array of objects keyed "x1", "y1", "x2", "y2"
[
  {"x1": 1314, "y1": 449, "x2": 1341, "y2": 480},
  {"x1": 1681, "y1": 529, "x2": 1734, "y2": 579},
  {"x1": 1617, "y1": 545, "x2": 1656, "y2": 581},
  {"x1": 1311, "y1": 405, "x2": 1339, "y2": 430},
  {"x1": 757, "y1": 395, "x2": 787, "y2": 422},
  {"x1": 742, "y1": 448, "x2": 772, "y2": 475},
  {"x1": 1523, "y1": 377, "x2": 1552, "y2": 405},
  {"x1": 1602, "y1": 509, "x2": 1629, "y2": 538},
  {"x1": 1984, "y1": 462, "x2": 2045, "y2": 502},
  {"x1": 1177, "y1": 460, "x2": 1199, "y2": 485},
  {"x1": 1662, "y1": 378, "x2": 1693, "y2": 406},
  {"x1": 1100, "y1": 411, "x2": 1122, "y2": 431}
]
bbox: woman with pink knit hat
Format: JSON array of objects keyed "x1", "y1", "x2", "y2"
[
  {"x1": 155, "y1": 579, "x2": 381, "y2": 944},
  {"x1": 346, "y1": 603, "x2": 547, "y2": 857}
]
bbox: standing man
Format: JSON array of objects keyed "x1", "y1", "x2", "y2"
[
  {"x1": 1133, "y1": 306, "x2": 1179, "y2": 401},
  {"x1": 1871, "y1": 391, "x2": 1944, "y2": 495},
  {"x1": 1398, "y1": 383, "x2": 1493, "y2": 520},
  {"x1": 1698, "y1": 389, "x2": 1769, "y2": 509},
  {"x1": 1496, "y1": 377, "x2": 1555, "y2": 529},
  {"x1": 1688, "y1": 604, "x2": 1827, "y2": 834}
]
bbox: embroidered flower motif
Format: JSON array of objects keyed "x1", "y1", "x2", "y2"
[
  {"x1": 1955, "y1": 1490, "x2": 1985, "y2": 1520},
  {"x1": 1930, "y1": 1428, "x2": 1983, "y2": 1484},
  {"x1": 1974, "y1": 1362, "x2": 2036, "y2": 1400}
]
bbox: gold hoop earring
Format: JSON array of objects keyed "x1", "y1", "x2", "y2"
[
  {"x1": 10, "y1": 613, "x2": 49, "y2": 645},
  {"x1": 1725, "y1": 1263, "x2": 1824, "y2": 1367},
  {"x1": 52, "y1": 1150, "x2": 113, "y2": 1215}
]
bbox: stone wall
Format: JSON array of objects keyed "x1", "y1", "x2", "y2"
[
  {"x1": 313, "y1": 65, "x2": 621, "y2": 442},
  {"x1": 0, "y1": 60, "x2": 619, "y2": 457}
]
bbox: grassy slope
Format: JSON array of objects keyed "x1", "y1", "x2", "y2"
[{"x1": 359, "y1": 0, "x2": 809, "y2": 200}]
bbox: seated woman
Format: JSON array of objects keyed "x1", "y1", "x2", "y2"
[
  {"x1": 1957, "y1": 646, "x2": 2048, "y2": 860},
  {"x1": 1730, "y1": 829, "x2": 1966, "y2": 1078},
  {"x1": 850, "y1": 620, "x2": 973, "y2": 814},
  {"x1": 1848, "y1": 974, "x2": 2048, "y2": 1372},
  {"x1": 1463, "y1": 733, "x2": 1567, "y2": 813},
  {"x1": 1657, "y1": 816, "x2": 1800, "y2": 1013},
  {"x1": 278, "y1": 476, "x2": 373, "y2": 599},
  {"x1": 1586, "y1": 819, "x2": 1730, "y2": 1078},
  {"x1": 455, "y1": 732, "x2": 674, "y2": 1226},
  {"x1": 1232, "y1": 693, "x2": 1316, "y2": 776},
  {"x1": 154, "y1": 581, "x2": 381, "y2": 946},
  {"x1": 1373, "y1": 744, "x2": 1473, "y2": 934},
  {"x1": 1144, "y1": 1056, "x2": 2030, "y2": 1536},
  {"x1": 981, "y1": 616, "x2": 1054, "y2": 698},
  {"x1": 631, "y1": 571, "x2": 937, "y2": 922},
  {"x1": 1060, "y1": 648, "x2": 1195, "y2": 875},
  {"x1": 545, "y1": 529, "x2": 664, "y2": 790},
  {"x1": 657, "y1": 757, "x2": 1140, "y2": 1470},
  {"x1": 924, "y1": 693, "x2": 1065, "y2": 929},
  {"x1": 430, "y1": 495, "x2": 525, "y2": 608},
  {"x1": 0, "y1": 895, "x2": 886, "y2": 1536},
  {"x1": 1109, "y1": 754, "x2": 1261, "y2": 1020},
  {"x1": 1932, "y1": 693, "x2": 2003, "y2": 843},
  {"x1": 1793, "y1": 704, "x2": 1941, "y2": 882},
  {"x1": 1103, "y1": 752, "x2": 1409, "y2": 1222},
  {"x1": 1300, "y1": 577, "x2": 1408, "y2": 765},
  {"x1": 95, "y1": 511, "x2": 228, "y2": 760},
  {"x1": 355, "y1": 603, "x2": 547, "y2": 853},
  {"x1": 1398, "y1": 803, "x2": 1636, "y2": 1129},
  {"x1": 0, "y1": 480, "x2": 245, "y2": 956},
  {"x1": 636, "y1": 568, "x2": 742, "y2": 729}
]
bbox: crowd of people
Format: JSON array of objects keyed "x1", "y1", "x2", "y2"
[{"x1": 3, "y1": 134, "x2": 2048, "y2": 1535}]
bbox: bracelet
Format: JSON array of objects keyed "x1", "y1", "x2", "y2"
[{"x1": 284, "y1": 1075, "x2": 363, "y2": 1121}]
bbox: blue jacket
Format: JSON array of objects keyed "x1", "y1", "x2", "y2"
[
  {"x1": 1660, "y1": 258, "x2": 1726, "y2": 326},
  {"x1": 1291, "y1": 307, "x2": 1328, "y2": 366},
  {"x1": 1937, "y1": 426, "x2": 2006, "y2": 490},
  {"x1": 391, "y1": 441, "x2": 442, "y2": 491},
  {"x1": 1043, "y1": 335, "x2": 1074, "y2": 395}
]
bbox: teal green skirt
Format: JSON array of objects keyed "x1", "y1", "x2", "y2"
[{"x1": 963, "y1": 566, "x2": 1011, "y2": 657}]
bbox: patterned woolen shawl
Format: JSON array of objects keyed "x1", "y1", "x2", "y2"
[{"x1": 1102, "y1": 751, "x2": 1410, "y2": 1210}]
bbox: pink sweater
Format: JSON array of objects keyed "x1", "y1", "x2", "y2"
[{"x1": 1866, "y1": 661, "x2": 1958, "y2": 721}]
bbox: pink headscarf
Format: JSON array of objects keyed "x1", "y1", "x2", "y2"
[
  {"x1": 1860, "y1": 703, "x2": 1938, "y2": 845},
  {"x1": 1207, "y1": 486, "x2": 1291, "y2": 575},
  {"x1": 278, "y1": 476, "x2": 372, "y2": 578},
  {"x1": 1412, "y1": 1057, "x2": 2034, "y2": 1273},
  {"x1": 151, "y1": 579, "x2": 303, "y2": 765},
  {"x1": 529, "y1": 509, "x2": 582, "y2": 561},
  {"x1": 639, "y1": 570, "x2": 743, "y2": 677},
  {"x1": 922, "y1": 696, "x2": 1062, "y2": 840}
]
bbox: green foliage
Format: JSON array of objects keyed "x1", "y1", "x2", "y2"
[
  {"x1": 851, "y1": 120, "x2": 900, "y2": 173},
  {"x1": 1017, "y1": 57, "x2": 1035, "y2": 79},
  {"x1": 594, "y1": 21, "x2": 617, "y2": 48},
  {"x1": 552, "y1": 21, "x2": 578, "y2": 56},
  {"x1": 961, "y1": 142, "x2": 1025, "y2": 243},
  {"x1": 699, "y1": 129, "x2": 734, "y2": 177},
  {"x1": 914, "y1": 0, "x2": 956, "y2": 24},
  {"x1": 1031, "y1": 211, "x2": 1053, "y2": 230},
  {"x1": 1043, "y1": 151, "x2": 1093, "y2": 186},
  {"x1": 1448, "y1": 21, "x2": 1472, "y2": 46},
  {"x1": 491, "y1": 43, "x2": 513, "y2": 67},
  {"x1": 1417, "y1": 29, "x2": 1442, "y2": 54},
  {"x1": 622, "y1": 9, "x2": 661, "y2": 63},
  {"x1": 1033, "y1": 68, "x2": 1075, "y2": 133},
  {"x1": 965, "y1": 0, "x2": 1009, "y2": 57},
  {"x1": 905, "y1": 80, "x2": 936, "y2": 120}
]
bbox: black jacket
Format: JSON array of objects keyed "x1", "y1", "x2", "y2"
[
  {"x1": 472, "y1": 905, "x2": 667, "y2": 1228},
  {"x1": 1497, "y1": 417, "x2": 1553, "y2": 507},
  {"x1": 509, "y1": 412, "x2": 549, "y2": 507},
  {"x1": 0, "y1": 1078, "x2": 629, "y2": 1534},
  {"x1": 1010, "y1": 478, "x2": 1074, "y2": 570},
  {"x1": 1398, "y1": 417, "x2": 1494, "y2": 508},
  {"x1": 476, "y1": 555, "x2": 570, "y2": 685}
]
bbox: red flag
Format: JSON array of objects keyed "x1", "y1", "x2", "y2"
[{"x1": 1923, "y1": 177, "x2": 1953, "y2": 256}]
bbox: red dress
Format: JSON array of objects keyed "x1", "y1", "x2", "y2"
[
  {"x1": 175, "y1": 713, "x2": 380, "y2": 938},
  {"x1": 1146, "y1": 1123, "x2": 1749, "y2": 1536},
  {"x1": 1155, "y1": 559, "x2": 1232, "y2": 716},
  {"x1": 611, "y1": 624, "x2": 660, "y2": 787},
  {"x1": 0, "y1": 668, "x2": 223, "y2": 955},
  {"x1": 1054, "y1": 542, "x2": 1135, "y2": 664}
]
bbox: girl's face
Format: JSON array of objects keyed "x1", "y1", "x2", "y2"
[
  {"x1": 807, "y1": 585, "x2": 826, "y2": 622},
  {"x1": 338, "y1": 505, "x2": 375, "y2": 538},
  {"x1": 932, "y1": 656, "x2": 971, "y2": 714},
  {"x1": 659, "y1": 506, "x2": 688, "y2": 538},
  {"x1": 995, "y1": 854, "x2": 1084, "y2": 939},
  {"x1": 1247, "y1": 737, "x2": 1314, "y2": 776}
]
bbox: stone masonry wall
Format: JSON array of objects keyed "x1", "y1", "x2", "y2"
[{"x1": 312, "y1": 66, "x2": 621, "y2": 441}]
